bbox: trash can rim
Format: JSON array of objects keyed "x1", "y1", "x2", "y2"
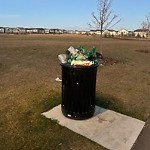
[{"x1": 60, "y1": 63, "x2": 99, "y2": 69}]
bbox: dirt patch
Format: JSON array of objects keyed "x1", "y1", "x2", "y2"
[
  {"x1": 135, "y1": 49, "x2": 150, "y2": 53},
  {"x1": 100, "y1": 57, "x2": 119, "y2": 65}
]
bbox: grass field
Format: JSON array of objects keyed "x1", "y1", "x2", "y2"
[{"x1": 0, "y1": 34, "x2": 150, "y2": 150}]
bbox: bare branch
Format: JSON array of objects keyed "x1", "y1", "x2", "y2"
[
  {"x1": 89, "y1": 0, "x2": 121, "y2": 32},
  {"x1": 92, "y1": 12, "x2": 100, "y2": 26},
  {"x1": 108, "y1": 18, "x2": 121, "y2": 29},
  {"x1": 141, "y1": 12, "x2": 150, "y2": 30},
  {"x1": 88, "y1": 0, "x2": 121, "y2": 52}
]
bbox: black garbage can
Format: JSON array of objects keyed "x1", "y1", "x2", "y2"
[{"x1": 61, "y1": 63, "x2": 99, "y2": 120}]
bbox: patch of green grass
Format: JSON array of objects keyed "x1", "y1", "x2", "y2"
[
  {"x1": 96, "y1": 93, "x2": 146, "y2": 121},
  {"x1": 39, "y1": 91, "x2": 61, "y2": 112}
]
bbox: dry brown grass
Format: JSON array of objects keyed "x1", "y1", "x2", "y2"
[{"x1": 0, "y1": 34, "x2": 150, "y2": 149}]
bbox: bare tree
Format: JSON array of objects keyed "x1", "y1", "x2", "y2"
[
  {"x1": 141, "y1": 12, "x2": 150, "y2": 37},
  {"x1": 88, "y1": 0, "x2": 121, "y2": 53},
  {"x1": 141, "y1": 12, "x2": 150, "y2": 51}
]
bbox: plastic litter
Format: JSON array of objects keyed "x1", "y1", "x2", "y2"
[
  {"x1": 58, "y1": 46, "x2": 101, "y2": 66},
  {"x1": 58, "y1": 54, "x2": 67, "y2": 64},
  {"x1": 55, "y1": 77, "x2": 62, "y2": 82},
  {"x1": 66, "y1": 46, "x2": 100, "y2": 66}
]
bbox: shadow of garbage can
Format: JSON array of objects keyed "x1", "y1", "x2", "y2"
[{"x1": 61, "y1": 63, "x2": 99, "y2": 120}]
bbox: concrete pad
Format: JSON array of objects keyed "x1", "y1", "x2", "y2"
[{"x1": 42, "y1": 105, "x2": 145, "y2": 150}]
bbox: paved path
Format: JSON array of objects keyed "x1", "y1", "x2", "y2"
[
  {"x1": 131, "y1": 116, "x2": 150, "y2": 150},
  {"x1": 42, "y1": 105, "x2": 145, "y2": 150}
]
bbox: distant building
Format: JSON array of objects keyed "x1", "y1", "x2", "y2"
[
  {"x1": 5, "y1": 27, "x2": 13, "y2": 33},
  {"x1": 12, "y1": 28, "x2": 19, "y2": 34},
  {"x1": 134, "y1": 29, "x2": 149, "y2": 38},
  {"x1": 128, "y1": 31, "x2": 135, "y2": 37},
  {"x1": 88, "y1": 30, "x2": 94, "y2": 35},
  {"x1": 32, "y1": 28, "x2": 38, "y2": 34},
  {"x1": 1, "y1": 26, "x2": 150, "y2": 38},
  {"x1": 118, "y1": 29, "x2": 129, "y2": 36},
  {"x1": 25, "y1": 28, "x2": 33, "y2": 34},
  {"x1": 67, "y1": 30, "x2": 75, "y2": 34},
  {"x1": 103, "y1": 29, "x2": 117, "y2": 37},
  {"x1": 17, "y1": 27, "x2": 26, "y2": 34},
  {"x1": 44, "y1": 29, "x2": 50, "y2": 34},
  {"x1": 49, "y1": 29, "x2": 63, "y2": 34},
  {"x1": 80, "y1": 31, "x2": 87, "y2": 35},
  {"x1": 37, "y1": 28, "x2": 45, "y2": 34},
  {"x1": 89, "y1": 30, "x2": 102, "y2": 35},
  {"x1": 75, "y1": 30, "x2": 80, "y2": 34},
  {"x1": 0, "y1": 27, "x2": 5, "y2": 33},
  {"x1": 95, "y1": 30, "x2": 102, "y2": 35}
]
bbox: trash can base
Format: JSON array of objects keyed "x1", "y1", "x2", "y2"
[{"x1": 61, "y1": 107, "x2": 95, "y2": 120}]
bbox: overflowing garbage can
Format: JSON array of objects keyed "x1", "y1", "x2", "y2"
[{"x1": 58, "y1": 46, "x2": 100, "y2": 120}]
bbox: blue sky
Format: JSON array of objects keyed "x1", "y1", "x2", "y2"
[{"x1": 0, "y1": 0, "x2": 150, "y2": 31}]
